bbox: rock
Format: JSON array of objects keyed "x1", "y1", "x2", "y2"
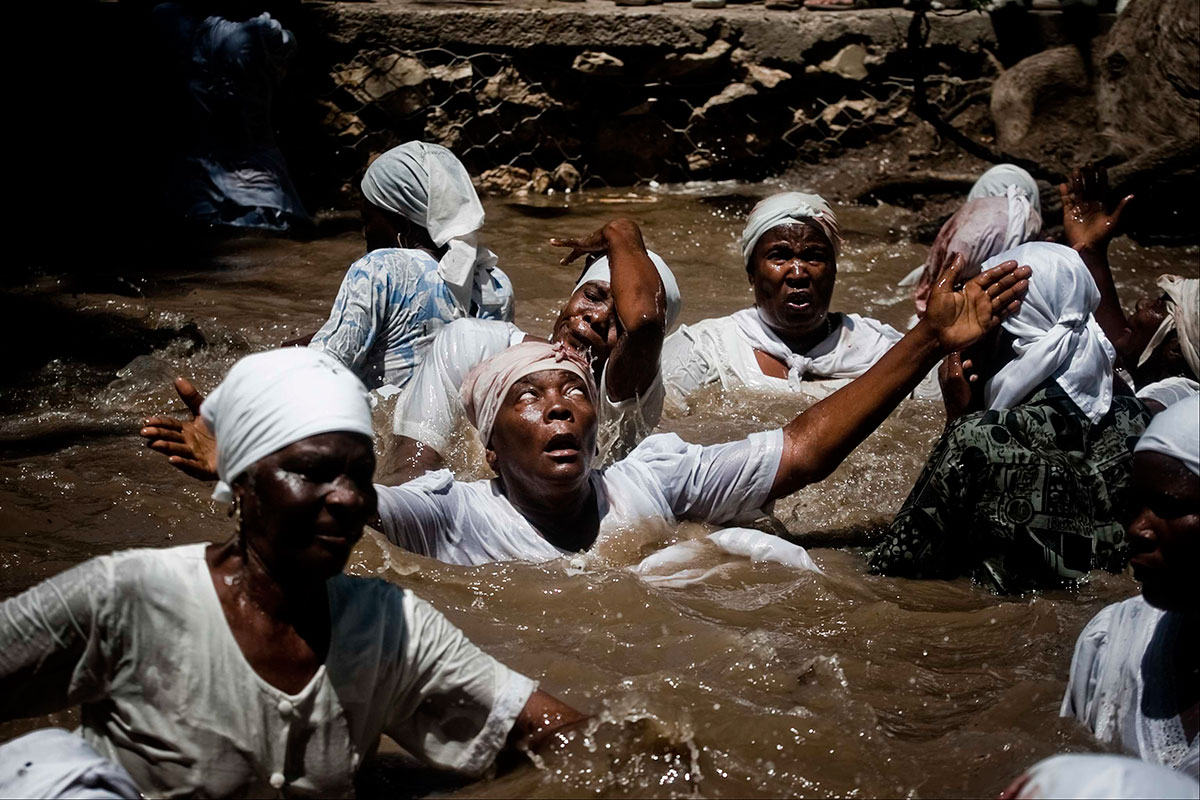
[
  {"x1": 686, "y1": 151, "x2": 713, "y2": 172},
  {"x1": 552, "y1": 161, "x2": 582, "y2": 192},
  {"x1": 764, "y1": 0, "x2": 799, "y2": 8},
  {"x1": 656, "y1": 38, "x2": 731, "y2": 80},
  {"x1": 424, "y1": 106, "x2": 463, "y2": 149},
  {"x1": 691, "y1": 82, "x2": 758, "y2": 120},
  {"x1": 744, "y1": 63, "x2": 791, "y2": 89},
  {"x1": 477, "y1": 66, "x2": 555, "y2": 109},
  {"x1": 316, "y1": 100, "x2": 365, "y2": 139},
  {"x1": 818, "y1": 97, "x2": 878, "y2": 130},
  {"x1": 428, "y1": 62, "x2": 472, "y2": 85},
  {"x1": 530, "y1": 167, "x2": 553, "y2": 194},
  {"x1": 572, "y1": 50, "x2": 625, "y2": 76},
  {"x1": 990, "y1": 46, "x2": 1090, "y2": 151},
  {"x1": 333, "y1": 54, "x2": 430, "y2": 105},
  {"x1": 818, "y1": 44, "x2": 869, "y2": 81},
  {"x1": 615, "y1": 0, "x2": 662, "y2": 5},
  {"x1": 691, "y1": 0, "x2": 726, "y2": 7},
  {"x1": 1096, "y1": 0, "x2": 1199, "y2": 157},
  {"x1": 475, "y1": 166, "x2": 532, "y2": 195}
]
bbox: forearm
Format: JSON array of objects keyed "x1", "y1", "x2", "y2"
[
  {"x1": 770, "y1": 322, "x2": 943, "y2": 499},
  {"x1": 1075, "y1": 244, "x2": 1128, "y2": 346},
  {"x1": 605, "y1": 220, "x2": 666, "y2": 399},
  {"x1": 507, "y1": 689, "x2": 587, "y2": 753}
]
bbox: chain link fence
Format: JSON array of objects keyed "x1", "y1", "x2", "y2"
[{"x1": 311, "y1": 40, "x2": 983, "y2": 197}]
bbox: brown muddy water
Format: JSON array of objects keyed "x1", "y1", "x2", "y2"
[{"x1": 1, "y1": 180, "x2": 1197, "y2": 797}]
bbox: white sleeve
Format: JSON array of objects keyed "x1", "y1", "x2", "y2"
[
  {"x1": 375, "y1": 474, "x2": 458, "y2": 560},
  {"x1": 0, "y1": 556, "x2": 115, "y2": 719},
  {"x1": 624, "y1": 430, "x2": 784, "y2": 524},
  {"x1": 385, "y1": 592, "x2": 536, "y2": 775},
  {"x1": 392, "y1": 320, "x2": 521, "y2": 453},
  {"x1": 660, "y1": 325, "x2": 720, "y2": 401},
  {"x1": 1060, "y1": 604, "x2": 1115, "y2": 725},
  {"x1": 597, "y1": 364, "x2": 665, "y2": 464},
  {"x1": 309, "y1": 255, "x2": 392, "y2": 374}
]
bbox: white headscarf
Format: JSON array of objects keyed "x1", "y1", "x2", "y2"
[
  {"x1": 732, "y1": 308, "x2": 899, "y2": 389},
  {"x1": 360, "y1": 141, "x2": 498, "y2": 312},
  {"x1": 1134, "y1": 393, "x2": 1200, "y2": 476},
  {"x1": 1135, "y1": 376, "x2": 1199, "y2": 410},
  {"x1": 1010, "y1": 754, "x2": 1198, "y2": 800},
  {"x1": 967, "y1": 163, "x2": 1042, "y2": 218},
  {"x1": 202, "y1": 349, "x2": 375, "y2": 502},
  {"x1": 459, "y1": 341, "x2": 597, "y2": 448},
  {"x1": 741, "y1": 192, "x2": 842, "y2": 265},
  {"x1": 1137, "y1": 275, "x2": 1199, "y2": 379},
  {"x1": 982, "y1": 242, "x2": 1116, "y2": 423},
  {"x1": 573, "y1": 249, "x2": 683, "y2": 329}
]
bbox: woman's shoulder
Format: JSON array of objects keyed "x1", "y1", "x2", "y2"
[{"x1": 350, "y1": 247, "x2": 440, "y2": 277}]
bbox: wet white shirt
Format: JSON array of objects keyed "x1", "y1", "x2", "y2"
[
  {"x1": 0, "y1": 544, "x2": 535, "y2": 798},
  {"x1": 376, "y1": 429, "x2": 784, "y2": 567},
  {"x1": 661, "y1": 312, "x2": 901, "y2": 404},
  {"x1": 393, "y1": 318, "x2": 666, "y2": 463},
  {"x1": 1062, "y1": 595, "x2": 1199, "y2": 778}
]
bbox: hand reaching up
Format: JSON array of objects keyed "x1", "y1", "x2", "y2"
[
  {"x1": 1060, "y1": 164, "x2": 1133, "y2": 253},
  {"x1": 924, "y1": 252, "x2": 1030, "y2": 354},
  {"x1": 140, "y1": 377, "x2": 218, "y2": 482}
]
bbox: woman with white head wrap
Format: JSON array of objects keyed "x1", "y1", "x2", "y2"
[
  {"x1": 1060, "y1": 395, "x2": 1199, "y2": 779},
  {"x1": 307, "y1": 141, "x2": 514, "y2": 390},
  {"x1": 1058, "y1": 164, "x2": 1195, "y2": 408},
  {"x1": 871, "y1": 241, "x2": 1153, "y2": 593},
  {"x1": 388, "y1": 219, "x2": 679, "y2": 480},
  {"x1": 968, "y1": 163, "x2": 1042, "y2": 217},
  {"x1": 2, "y1": 348, "x2": 582, "y2": 796},
  {"x1": 663, "y1": 191, "x2": 903, "y2": 404}
]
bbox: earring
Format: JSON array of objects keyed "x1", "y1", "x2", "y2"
[
  {"x1": 232, "y1": 496, "x2": 243, "y2": 538},
  {"x1": 396, "y1": 233, "x2": 405, "y2": 247}
]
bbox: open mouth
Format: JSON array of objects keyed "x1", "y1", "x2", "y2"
[
  {"x1": 544, "y1": 431, "x2": 582, "y2": 461},
  {"x1": 784, "y1": 290, "x2": 813, "y2": 313}
]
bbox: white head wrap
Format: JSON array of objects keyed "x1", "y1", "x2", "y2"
[
  {"x1": 1135, "y1": 376, "x2": 1199, "y2": 410},
  {"x1": 1010, "y1": 754, "x2": 1199, "y2": 800},
  {"x1": 741, "y1": 192, "x2": 842, "y2": 266},
  {"x1": 360, "y1": 141, "x2": 498, "y2": 312},
  {"x1": 202, "y1": 349, "x2": 375, "y2": 502},
  {"x1": 1134, "y1": 393, "x2": 1200, "y2": 476},
  {"x1": 572, "y1": 249, "x2": 683, "y2": 329},
  {"x1": 912, "y1": 194, "x2": 1043, "y2": 315},
  {"x1": 1137, "y1": 275, "x2": 1199, "y2": 379},
  {"x1": 982, "y1": 242, "x2": 1116, "y2": 423},
  {"x1": 967, "y1": 163, "x2": 1042, "y2": 218},
  {"x1": 459, "y1": 341, "x2": 597, "y2": 448}
]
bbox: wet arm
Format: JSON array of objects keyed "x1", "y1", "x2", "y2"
[
  {"x1": 505, "y1": 690, "x2": 587, "y2": 753},
  {"x1": 767, "y1": 259, "x2": 1029, "y2": 501},
  {"x1": 603, "y1": 219, "x2": 667, "y2": 401}
]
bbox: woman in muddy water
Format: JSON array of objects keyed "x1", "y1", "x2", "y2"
[
  {"x1": 365, "y1": 256, "x2": 1028, "y2": 566},
  {"x1": 661, "y1": 192, "x2": 911, "y2": 405},
  {"x1": 1060, "y1": 164, "x2": 1199, "y2": 412},
  {"x1": 870, "y1": 241, "x2": 1152, "y2": 594},
  {"x1": 301, "y1": 141, "x2": 515, "y2": 391},
  {"x1": 389, "y1": 217, "x2": 681, "y2": 479},
  {"x1": 1059, "y1": 394, "x2": 1200, "y2": 779},
  {"x1": 0, "y1": 348, "x2": 583, "y2": 798}
]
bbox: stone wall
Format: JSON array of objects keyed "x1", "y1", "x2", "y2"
[{"x1": 290, "y1": 3, "x2": 1017, "y2": 204}]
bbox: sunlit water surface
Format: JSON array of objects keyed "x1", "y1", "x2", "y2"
[{"x1": 2, "y1": 180, "x2": 1196, "y2": 797}]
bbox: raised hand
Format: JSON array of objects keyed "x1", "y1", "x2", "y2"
[
  {"x1": 1060, "y1": 164, "x2": 1133, "y2": 252},
  {"x1": 549, "y1": 225, "x2": 609, "y2": 268},
  {"x1": 924, "y1": 252, "x2": 1030, "y2": 354},
  {"x1": 140, "y1": 377, "x2": 218, "y2": 482}
]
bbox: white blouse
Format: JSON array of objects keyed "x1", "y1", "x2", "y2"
[
  {"x1": 0, "y1": 544, "x2": 535, "y2": 797},
  {"x1": 1062, "y1": 595, "x2": 1199, "y2": 778}
]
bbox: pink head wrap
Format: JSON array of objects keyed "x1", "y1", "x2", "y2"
[
  {"x1": 459, "y1": 341, "x2": 597, "y2": 447},
  {"x1": 914, "y1": 194, "x2": 1042, "y2": 316}
]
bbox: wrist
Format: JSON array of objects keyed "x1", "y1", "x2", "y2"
[{"x1": 910, "y1": 319, "x2": 947, "y2": 360}]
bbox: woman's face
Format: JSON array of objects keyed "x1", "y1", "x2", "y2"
[
  {"x1": 237, "y1": 432, "x2": 377, "y2": 581},
  {"x1": 748, "y1": 222, "x2": 836, "y2": 341},
  {"x1": 1126, "y1": 450, "x2": 1200, "y2": 612},
  {"x1": 552, "y1": 281, "x2": 619, "y2": 365}
]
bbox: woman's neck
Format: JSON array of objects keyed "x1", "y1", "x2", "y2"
[
  {"x1": 207, "y1": 539, "x2": 321, "y2": 622},
  {"x1": 770, "y1": 312, "x2": 836, "y2": 354},
  {"x1": 502, "y1": 477, "x2": 600, "y2": 552}
]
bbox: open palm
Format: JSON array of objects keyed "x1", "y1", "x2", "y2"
[{"x1": 925, "y1": 253, "x2": 1029, "y2": 353}]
